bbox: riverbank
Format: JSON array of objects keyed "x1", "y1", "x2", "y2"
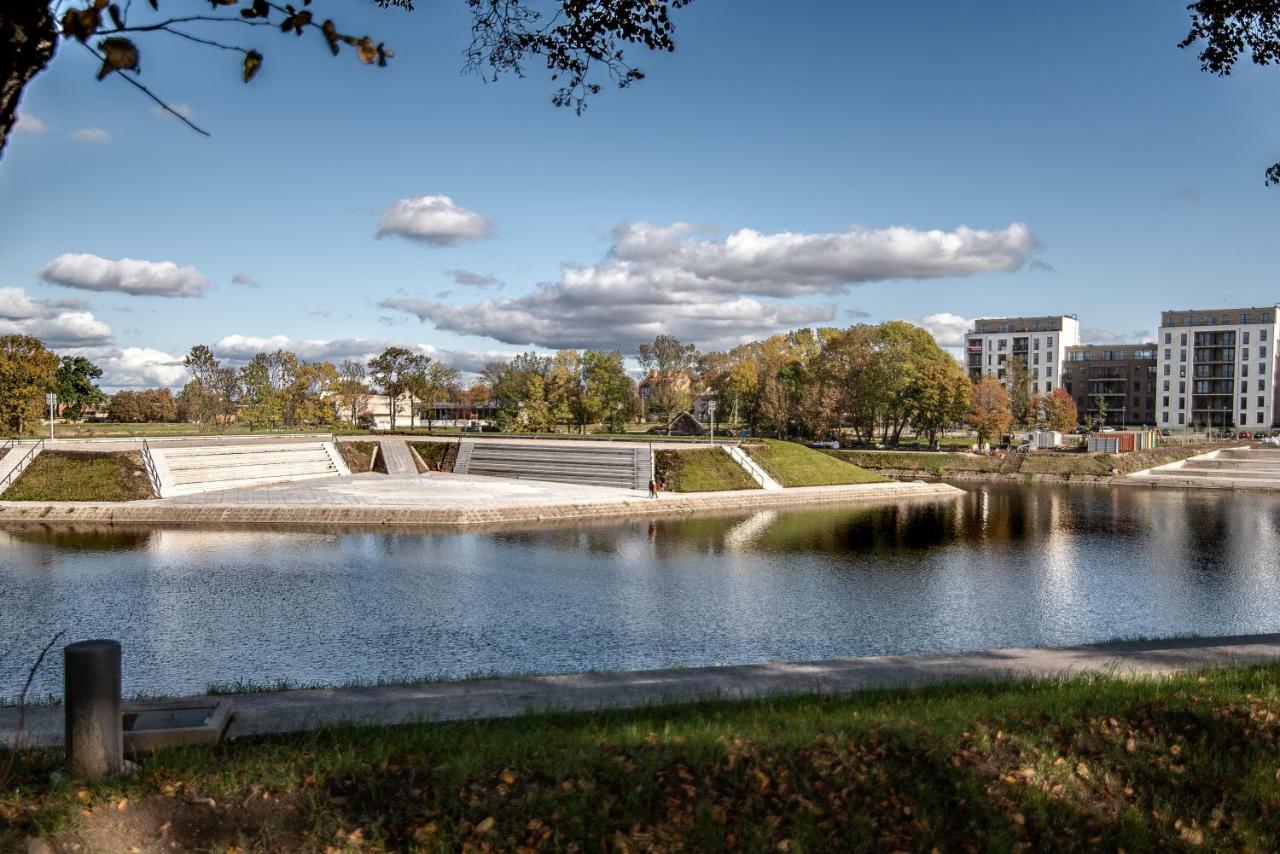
[
  {"x1": 831, "y1": 443, "x2": 1224, "y2": 483},
  {"x1": 7, "y1": 637, "x2": 1280, "y2": 851},
  {"x1": 0, "y1": 475, "x2": 960, "y2": 528}
]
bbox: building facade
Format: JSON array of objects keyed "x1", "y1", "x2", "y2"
[
  {"x1": 1156, "y1": 306, "x2": 1280, "y2": 432},
  {"x1": 965, "y1": 315, "x2": 1081, "y2": 395},
  {"x1": 1063, "y1": 344, "x2": 1157, "y2": 427}
]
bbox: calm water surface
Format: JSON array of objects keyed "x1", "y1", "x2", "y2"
[{"x1": 2, "y1": 483, "x2": 1279, "y2": 700}]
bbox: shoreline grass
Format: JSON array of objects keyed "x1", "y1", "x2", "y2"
[
  {"x1": 744, "y1": 440, "x2": 886, "y2": 487},
  {"x1": 0, "y1": 451, "x2": 155, "y2": 501},
  {"x1": 655, "y1": 447, "x2": 760, "y2": 491},
  {"x1": 7, "y1": 664, "x2": 1280, "y2": 850}
]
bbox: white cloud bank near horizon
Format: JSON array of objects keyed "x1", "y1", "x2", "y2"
[
  {"x1": 0, "y1": 287, "x2": 113, "y2": 347},
  {"x1": 40, "y1": 253, "x2": 210, "y2": 298},
  {"x1": 380, "y1": 220, "x2": 1039, "y2": 351},
  {"x1": 375, "y1": 195, "x2": 491, "y2": 247},
  {"x1": 211, "y1": 333, "x2": 516, "y2": 376}
]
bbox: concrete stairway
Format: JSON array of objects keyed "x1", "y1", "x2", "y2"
[
  {"x1": 1120, "y1": 447, "x2": 1280, "y2": 490},
  {"x1": 453, "y1": 441, "x2": 650, "y2": 490},
  {"x1": 149, "y1": 441, "x2": 350, "y2": 497},
  {"x1": 725, "y1": 444, "x2": 783, "y2": 490}
]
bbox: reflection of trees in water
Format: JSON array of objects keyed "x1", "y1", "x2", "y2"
[
  {"x1": 492, "y1": 528, "x2": 623, "y2": 558},
  {"x1": 2, "y1": 525, "x2": 152, "y2": 551}
]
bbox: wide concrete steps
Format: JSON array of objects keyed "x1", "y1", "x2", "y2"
[
  {"x1": 456, "y1": 442, "x2": 650, "y2": 490},
  {"x1": 1120, "y1": 447, "x2": 1280, "y2": 491},
  {"x1": 149, "y1": 441, "x2": 349, "y2": 497}
]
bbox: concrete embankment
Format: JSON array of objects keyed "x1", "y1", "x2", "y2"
[
  {"x1": 0, "y1": 478, "x2": 962, "y2": 528},
  {"x1": 6, "y1": 633, "x2": 1280, "y2": 748}
]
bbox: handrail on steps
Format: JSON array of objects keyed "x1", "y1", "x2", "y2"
[
  {"x1": 140, "y1": 438, "x2": 162, "y2": 497},
  {"x1": 729, "y1": 442, "x2": 772, "y2": 487},
  {"x1": 0, "y1": 439, "x2": 46, "y2": 493}
]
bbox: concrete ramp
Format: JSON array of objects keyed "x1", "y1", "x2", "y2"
[{"x1": 149, "y1": 441, "x2": 349, "y2": 497}]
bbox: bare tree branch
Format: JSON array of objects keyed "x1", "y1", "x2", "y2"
[{"x1": 79, "y1": 41, "x2": 211, "y2": 137}]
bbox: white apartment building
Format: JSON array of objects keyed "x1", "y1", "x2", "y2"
[
  {"x1": 1156, "y1": 306, "x2": 1280, "y2": 432},
  {"x1": 965, "y1": 315, "x2": 1081, "y2": 396}
]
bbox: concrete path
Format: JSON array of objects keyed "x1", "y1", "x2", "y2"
[
  {"x1": 6, "y1": 634, "x2": 1280, "y2": 748},
  {"x1": 376, "y1": 437, "x2": 419, "y2": 475}
]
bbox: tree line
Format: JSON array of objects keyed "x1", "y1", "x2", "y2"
[{"x1": 1, "y1": 328, "x2": 1078, "y2": 444}]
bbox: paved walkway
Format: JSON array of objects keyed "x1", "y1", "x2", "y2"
[
  {"x1": 6, "y1": 634, "x2": 1280, "y2": 748},
  {"x1": 376, "y1": 437, "x2": 419, "y2": 475},
  {"x1": 0, "y1": 441, "x2": 42, "y2": 488}
]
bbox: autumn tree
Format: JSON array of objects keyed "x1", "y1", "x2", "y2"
[
  {"x1": 108, "y1": 387, "x2": 176, "y2": 423},
  {"x1": 1040, "y1": 387, "x2": 1078, "y2": 433},
  {"x1": 182, "y1": 344, "x2": 239, "y2": 428},
  {"x1": 54, "y1": 355, "x2": 106, "y2": 420},
  {"x1": 637, "y1": 334, "x2": 699, "y2": 422},
  {"x1": 2, "y1": 1, "x2": 693, "y2": 160},
  {"x1": 403, "y1": 354, "x2": 459, "y2": 430},
  {"x1": 911, "y1": 357, "x2": 972, "y2": 450},
  {"x1": 367, "y1": 346, "x2": 417, "y2": 431},
  {"x1": 0, "y1": 335, "x2": 58, "y2": 435},
  {"x1": 580, "y1": 349, "x2": 634, "y2": 433},
  {"x1": 335, "y1": 359, "x2": 371, "y2": 427},
  {"x1": 965, "y1": 376, "x2": 1013, "y2": 448},
  {"x1": 1005, "y1": 356, "x2": 1033, "y2": 427},
  {"x1": 484, "y1": 352, "x2": 554, "y2": 432}
]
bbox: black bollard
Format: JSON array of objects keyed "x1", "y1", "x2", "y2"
[{"x1": 64, "y1": 639, "x2": 123, "y2": 779}]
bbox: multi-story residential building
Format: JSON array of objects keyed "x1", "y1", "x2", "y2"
[
  {"x1": 965, "y1": 315, "x2": 1081, "y2": 395},
  {"x1": 1156, "y1": 306, "x2": 1280, "y2": 432},
  {"x1": 1063, "y1": 344, "x2": 1157, "y2": 427}
]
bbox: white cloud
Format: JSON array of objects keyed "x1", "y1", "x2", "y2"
[
  {"x1": 1082, "y1": 327, "x2": 1154, "y2": 345},
  {"x1": 59, "y1": 346, "x2": 189, "y2": 391},
  {"x1": 375, "y1": 195, "x2": 491, "y2": 246},
  {"x1": 230, "y1": 272, "x2": 260, "y2": 288},
  {"x1": 71, "y1": 128, "x2": 110, "y2": 143},
  {"x1": 210, "y1": 333, "x2": 514, "y2": 376},
  {"x1": 14, "y1": 113, "x2": 46, "y2": 134},
  {"x1": 917, "y1": 312, "x2": 974, "y2": 348},
  {"x1": 40, "y1": 253, "x2": 210, "y2": 298},
  {"x1": 445, "y1": 269, "x2": 503, "y2": 288},
  {"x1": 379, "y1": 219, "x2": 1036, "y2": 351},
  {"x1": 0, "y1": 287, "x2": 112, "y2": 346}
]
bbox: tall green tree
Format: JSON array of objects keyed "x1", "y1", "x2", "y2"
[
  {"x1": 54, "y1": 355, "x2": 106, "y2": 420},
  {"x1": 0, "y1": 335, "x2": 58, "y2": 435},
  {"x1": 1005, "y1": 356, "x2": 1033, "y2": 427},
  {"x1": 637, "y1": 334, "x2": 699, "y2": 421},
  {"x1": 911, "y1": 358, "x2": 972, "y2": 450},
  {"x1": 367, "y1": 346, "x2": 418, "y2": 431},
  {"x1": 580, "y1": 349, "x2": 634, "y2": 433}
]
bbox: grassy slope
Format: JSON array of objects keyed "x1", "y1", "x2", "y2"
[
  {"x1": 9, "y1": 665, "x2": 1280, "y2": 850},
  {"x1": 839, "y1": 444, "x2": 1220, "y2": 479},
  {"x1": 1, "y1": 451, "x2": 155, "y2": 501},
  {"x1": 744, "y1": 440, "x2": 885, "y2": 487},
  {"x1": 655, "y1": 447, "x2": 759, "y2": 492},
  {"x1": 337, "y1": 441, "x2": 378, "y2": 473}
]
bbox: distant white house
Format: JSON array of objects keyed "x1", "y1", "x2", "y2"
[
  {"x1": 364, "y1": 394, "x2": 417, "y2": 431},
  {"x1": 363, "y1": 394, "x2": 499, "y2": 431}
]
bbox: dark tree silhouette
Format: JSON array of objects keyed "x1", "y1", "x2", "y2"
[
  {"x1": 1180, "y1": 0, "x2": 1280, "y2": 184},
  {"x1": 0, "y1": 0, "x2": 692, "y2": 160}
]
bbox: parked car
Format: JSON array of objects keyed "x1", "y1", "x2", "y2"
[
  {"x1": 461, "y1": 421, "x2": 483, "y2": 432},
  {"x1": 1160, "y1": 428, "x2": 1171, "y2": 436},
  {"x1": 1239, "y1": 431, "x2": 1253, "y2": 440},
  {"x1": 807, "y1": 440, "x2": 840, "y2": 450},
  {"x1": 1074, "y1": 425, "x2": 1090, "y2": 435}
]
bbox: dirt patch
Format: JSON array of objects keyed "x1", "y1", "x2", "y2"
[{"x1": 35, "y1": 791, "x2": 308, "y2": 853}]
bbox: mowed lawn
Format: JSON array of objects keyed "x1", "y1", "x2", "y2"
[
  {"x1": 744, "y1": 440, "x2": 885, "y2": 486},
  {"x1": 655, "y1": 447, "x2": 759, "y2": 491},
  {"x1": 8, "y1": 665, "x2": 1280, "y2": 850},
  {"x1": 1, "y1": 451, "x2": 155, "y2": 501}
]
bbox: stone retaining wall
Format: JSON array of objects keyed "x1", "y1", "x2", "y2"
[{"x1": 0, "y1": 482, "x2": 962, "y2": 528}]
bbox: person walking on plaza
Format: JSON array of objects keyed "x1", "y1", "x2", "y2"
[{"x1": 648, "y1": 478, "x2": 659, "y2": 499}]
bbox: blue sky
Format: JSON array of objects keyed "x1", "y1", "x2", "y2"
[{"x1": 2, "y1": 0, "x2": 1278, "y2": 389}]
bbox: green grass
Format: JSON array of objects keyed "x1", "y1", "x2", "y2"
[
  {"x1": 51, "y1": 422, "x2": 342, "y2": 439},
  {"x1": 9, "y1": 664, "x2": 1280, "y2": 851},
  {"x1": 336, "y1": 441, "x2": 379, "y2": 473},
  {"x1": 742, "y1": 440, "x2": 886, "y2": 487},
  {"x1": 654, "y1": 447, "x2": 760, "y2": 491},
  {"x1": 1, "y1": 451, "x2": 155, "y2": 501},
  {"x1": 838, "y1": 445, "x2": 1220, "y2": 480}
]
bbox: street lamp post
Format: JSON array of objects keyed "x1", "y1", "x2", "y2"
[
  {"x1": 46, "y1": 393, "x2": 56, "y2": 443},
  {"x1": 707, "y1": 399, "x2": 717, "y2": 446}
]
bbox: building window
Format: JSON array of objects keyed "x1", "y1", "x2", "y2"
[
  {"x1": 1033, "y1": 353, "x2": 1039, "y2": 365},
  {"x1": 1163, "y1": 380, "x2": 1170, "y2": 391},
  {"x1": 1179, "y1": 397, "x2": 1185, "y2": 409},
  {"x1": 1180, "y1": 381, "x2": 1186, "y2": 393},
  {"x1": 1164, "y1": 348, "x2": 1171, "y2": 361},
  {"x1": 1243, "y1": 364, "x2": 1249, "y2": 377},
  {"x1": 1242, "y1": 397, "x2": 1248, "y2": 411},
  {"x1": 1243, "y1": 347, "x2": 1250, "y2": 360},
  {"x1": 1163, "y1": 396, "x2": 1170, "y2": 407},
  {"x1": 1164, "y1": 364, "x2": 1171, "y2": 376},
  {"x1": 1047, "y1": 351, "x2": 1053, "y2": 362},
  {"x1": 1047, "y1": 337, "x2": 1054, "y2": 348},
  {"x1": 1179, "y1": 349, "x2": 1186, "y2": 361},
  {"x1": 1262, "y1": 346, "x2": 1268, "y2": 360},
  {"x1": 1260, "y1": 412, "x2": 1266, "y2": 424},
  {"x1": 1260, "y1": 379, "x2": 1266, "y2": 392},
  {"x1": 1260, "y1": 396, "x2": 1267, "y2": 408},
  {"x1": 1242, "y1": 381, "x2": 1248, "y2": 394},
  {"x1": 1162, "y1": 411, "x2": 1168, "y2": 422},
  {"x1": 1164, "y1": 332, "x2": 1172, "y2": 344},
  {"x1": 1243, "y1": 314, "x2": 1252, "y2": 325},
  {"x1": 1034, "y1": 338, "x2": 1040, "y2": 350},
  {"x1": 1180, "y1": 333, "x2": 1187, "y2": 346},
  {"x1": 1244, "y1": 331, "x2": 1251, "y2": 345},
  {"x1": 1179, "y1": 413, "x2": 1185, "y2": 424},
  {"x1": 1261, "y1": 362, "x2": 1267, "y2": 375},
  {"x1": 1045, "y1": 382, "x2": 1052, "y2": 393},
  {"x1": 998, "y1": 340, "x2": 1007, "y2": 351},
  {"x1": 1179, "y1": 365, "x2": 1186, "y2": 378}
]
